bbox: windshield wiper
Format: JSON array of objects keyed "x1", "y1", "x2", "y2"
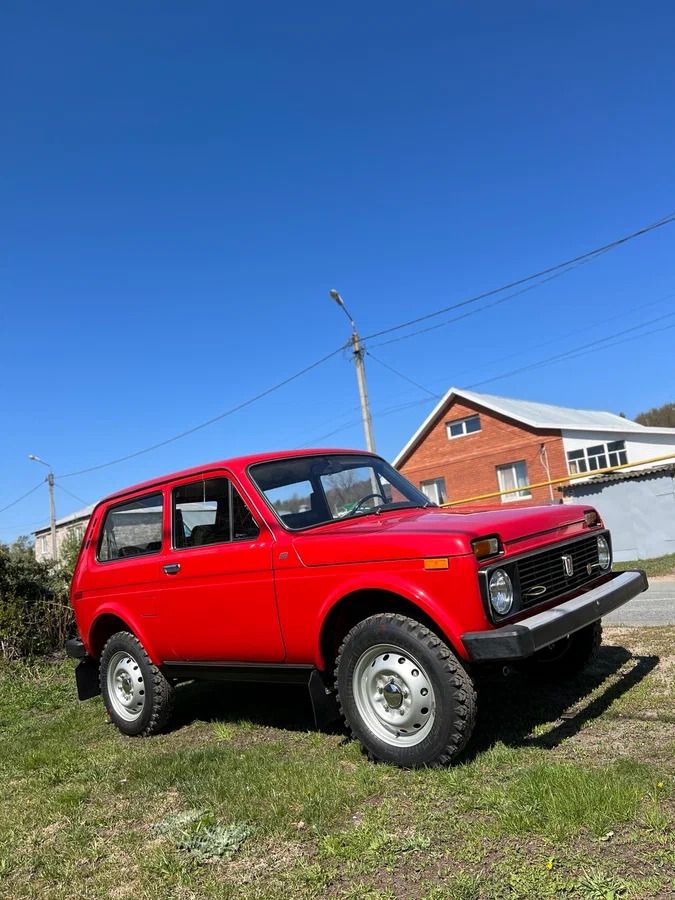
[{"x1": 336, "y1": 500, "x2": 422, "y2": 522}]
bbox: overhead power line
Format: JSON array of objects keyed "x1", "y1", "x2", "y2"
[
  {"x1": 369, "y1": 261, "x2": 594, "y2": 350},
  {"x1": 34, "y1": 210, "x2": 675, "y2": 483},
  {"x1": 368, "y1": 290, "x2": 675, "y2": 401},
  {"x1": 366, "y1": 352, "x2": 439, "y2": 398},
  {"x1": 361, "y1": 211, "x2": 675, "y2": 343},
  {"x1": 0, "y1": 480, "x2": 45, "y2": 516},
  {"x1": 59, "y1": 343, "x2": 349, "y2": 479},
  {"x1": 306, "y1": 309, "x2": 675, "y2": 445},
  {"x1": 55, "y1": 483, "x2": 90, "y2": 506},
  {"x1": 466, "y1": 309, "x2": 675, "y2": 389}
]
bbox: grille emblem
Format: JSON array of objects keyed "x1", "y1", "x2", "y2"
[
  {"x1": 562, "y1": 553, "x2": 574, "y2": 577},
  {"x1": 524, "y1": 585, "x2": 547, "y2": 598}
]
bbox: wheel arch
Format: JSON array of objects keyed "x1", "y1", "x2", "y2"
[
  {"x1": 318, "y1": 588, "x2": 458, "y2": 678},
  {"x1": 87, "y1": 610, "x2": 160, "y2": 664}
]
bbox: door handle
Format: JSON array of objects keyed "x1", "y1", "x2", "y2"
[{"x1": 163, "y1": 563, "x2": 181, "y2": 575}]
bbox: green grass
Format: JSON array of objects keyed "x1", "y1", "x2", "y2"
[
  {"x1": 1, "y1": 627, "x2": 674, "y2": 899},
  {"x1": 614, "y1": 552, "x2": 675, "y2": 577}
]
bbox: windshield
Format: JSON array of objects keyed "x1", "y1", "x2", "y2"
[{"x1": 249, "y1": 454, "x2": 431, "y2": 531}]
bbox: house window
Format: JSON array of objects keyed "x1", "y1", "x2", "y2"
[
  {"x1": 446, "y1": 415, "x2": 481, "y2": 439},
  {"x1": 420, "y1": 477, "x2": 447, "y2": 505},
  {"x1": 607, "y1": 440, "x2": 628, "y2": 467},
  {"x1": 567, "y1": 440, "x2": 628, "y2": 474},
  {"x1": 40, "y1": 535, "x2": 48, "y2": 555},
  {"x1": 496, "y1": 461, "x2": 531, "y2": 502}
]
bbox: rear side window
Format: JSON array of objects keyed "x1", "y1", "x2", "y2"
[
  {"x1": 98, "y1": 493, "x2": 164, "y2": 562},
  {"x1": 173, "y1": 477, "x2": 259, "y2": 549}
]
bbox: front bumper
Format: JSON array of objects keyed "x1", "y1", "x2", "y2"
[{"x1": 462, "y1": 569, "x2": 648, "y2": 662}]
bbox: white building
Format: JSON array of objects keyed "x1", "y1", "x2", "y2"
[{"x1": 33, "y1": 505, "x2": 95, "y2": 562}]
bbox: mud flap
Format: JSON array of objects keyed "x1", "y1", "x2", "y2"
[
  {"x1": 75, "y1": 659, "x2": 101, "y2": 701},
  {"x1": 307, "y1": 669, "x2": 340, "y2": 730}
]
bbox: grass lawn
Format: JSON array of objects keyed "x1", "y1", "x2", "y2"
[
  {"x1": 614, "y1": 554, "x2": 675, "y2": 578},
  {"x1": 1, "y1": 626, "x2": 673, "y2": 900}
]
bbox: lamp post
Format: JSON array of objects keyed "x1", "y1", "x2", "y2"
[
  {"x1": 329, "y1": 290, "x2": 376, "y2": 453},
  {"x1": 28, "y1": 454, "x2": 57, "y2": 561}
]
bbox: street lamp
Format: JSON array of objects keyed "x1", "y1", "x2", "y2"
[
  {"x1": 328, "y1": 290, "x2": 376, "y2": 452},
  {"x1": 28, "y1": 454, "x2": 57, "y2": 561}
]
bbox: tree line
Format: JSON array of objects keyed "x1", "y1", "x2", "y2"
[
  {"x1": 635, "y1": 401, "x2": 675, "y2": 428},
  {"x1": 0, "y1": 531, "x2": 80, "y2": 659}
]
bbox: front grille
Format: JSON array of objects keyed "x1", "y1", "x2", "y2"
[{"x1": 516, "y1": 535, "x2": 601, "y2": 609}]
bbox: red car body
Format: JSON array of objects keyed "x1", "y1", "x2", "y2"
[{"x1": 67, "y1": 448, "x2": 647, "y2": 765}]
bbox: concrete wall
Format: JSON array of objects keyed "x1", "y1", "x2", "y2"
[
  {"x1": 563, "y1": 470, "x2": 675, "y2": 561},
  {"x1": 398, "y1": 399, "x2": 568, "y2": 507}
]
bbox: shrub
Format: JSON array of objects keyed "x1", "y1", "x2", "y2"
[{"x1": 0, "y1": 537, "x2": 73, "y2": 659}]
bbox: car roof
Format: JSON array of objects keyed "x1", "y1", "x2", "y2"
[{"x1": 98, "y1": 448, "x2": 376, "y2": 505}]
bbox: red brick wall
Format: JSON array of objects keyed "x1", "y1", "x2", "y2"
[{"x1": 398, "y1": 399, "x2": 568, "y2": 507}]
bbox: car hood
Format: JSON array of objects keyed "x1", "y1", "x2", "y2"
[{"x1": 290, "y1": 504, "x2": 596, "y2": 567}]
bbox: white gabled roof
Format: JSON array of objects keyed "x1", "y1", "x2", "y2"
[
  {"x1": 392, "y1": 387, "x2": 675, "y2": 467},
  {"x1": 33, "y1": 503, "x2": 96, "y2": 536}
]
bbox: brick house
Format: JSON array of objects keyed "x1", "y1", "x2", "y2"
[{"x1": 393, "y1": 388, "x2": 675, "y2": 508}]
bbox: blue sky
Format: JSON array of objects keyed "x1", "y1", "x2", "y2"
[{"x1": 2, "y1": 1, "x2": 675, "y2": 540}]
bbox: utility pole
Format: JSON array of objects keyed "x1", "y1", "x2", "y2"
[
  {"x1": 329, "y1": 290, "x2": 376, "y2": 452},
  {"x1": 28, "y1": 454, "x2": 57, "y2": 561}
]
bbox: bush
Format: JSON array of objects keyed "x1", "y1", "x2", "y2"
[{"x1": 0, "y1": 537, "x2": 73, "y2": 659}]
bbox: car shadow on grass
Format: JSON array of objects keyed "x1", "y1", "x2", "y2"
[
  {"x1": 464, "y1": 643, "x2": 659, "y2": 760},
  {"x1": 170, "y1": 678, "x2": 340, "y2": 735},
  {"x1": 167, "y1": 642, "x2": 659, "y2": 756}
]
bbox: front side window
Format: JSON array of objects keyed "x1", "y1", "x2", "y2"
[
  {"x1": 446, "y1": 414, "x2": 481, "y2": 439},
  {"x1": 496, "y1": 461, "x2": 531, "y2": 502},
  {"x1": 420, "y1": 477, "x2": 446, "y2": 505},
  {"x1": 250, "y1": 454, "x2": 429, "y2": 530},
  {"x1": 98, "y1": 493, "x2": 163, "y2": 562},
  {"x1": 173, "y1": 477, "x2": 259, "y2": 549}
]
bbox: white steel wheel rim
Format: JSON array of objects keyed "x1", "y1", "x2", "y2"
[
  {"x1": 107, "y1": 650, "x2": 146, "y2": 722},
  {"x1": 352, "y1": 643, "x2": 436, "y2": 747}
]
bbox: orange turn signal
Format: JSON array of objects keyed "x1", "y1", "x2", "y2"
[
  {"x1": 472, "y1": 536, "x2": 502, "y2": 560},
  {"x1": 424, "y1": 558, "x2": 449, "y2": 570}
]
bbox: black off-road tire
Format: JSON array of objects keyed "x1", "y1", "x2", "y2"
[
  {"x1": 520, "y1": 620, "x2": 602, "y2": 680},
  {"x1": 335, "y1": 613, "x2": 477, "y2": 768},
  {"x1": 99, "y1": 631, "x2": 174, "y2": 736}
]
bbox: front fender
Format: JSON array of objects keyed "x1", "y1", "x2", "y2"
[{"x1": 314, "y1": 564, "x2": 480, "y2": 666}]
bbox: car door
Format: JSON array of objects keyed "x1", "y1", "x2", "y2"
[
  {"x1": 159, "y1": 472, "x2": 285, "y2": 662},
  {"x1": 79, "y1": 491, "x2": 174, "y2": 657}
]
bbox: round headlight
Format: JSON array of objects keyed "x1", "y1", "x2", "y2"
[
  {"x1": 597, "y1": 536, "x2": 611, "y2": 570},
  {"x1": 488, "y1": 568, "x2": 514, "y2": 616}
]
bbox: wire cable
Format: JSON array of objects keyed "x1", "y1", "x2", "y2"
[
  {"x1": 303, "y1": 315, "x2": 675, "y2": 445},
  {"x1": 0, "y1": 480, "x2": 45, "y2": 516},
  {"x1": 368, "y1": 259, "x2": 595, "y2": 350},
  {"x1": 366, "y1": 352, "x2": 439, "y2": 398},
  {"x1": 466, "y1": 310, "x2": 675, "y2": 389},
  {"x1": 367, "y1": 288, "x2": 675, "y2": 403},
  {"x1": 55, "y1": 483, "x2": 90, "y2": 506},
  {"x1": 361, "y1": 211, "x2": 675, "y2": 343},
  {"x1": 58, "y1": 342, "x2": 349, "y2": 478}
]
